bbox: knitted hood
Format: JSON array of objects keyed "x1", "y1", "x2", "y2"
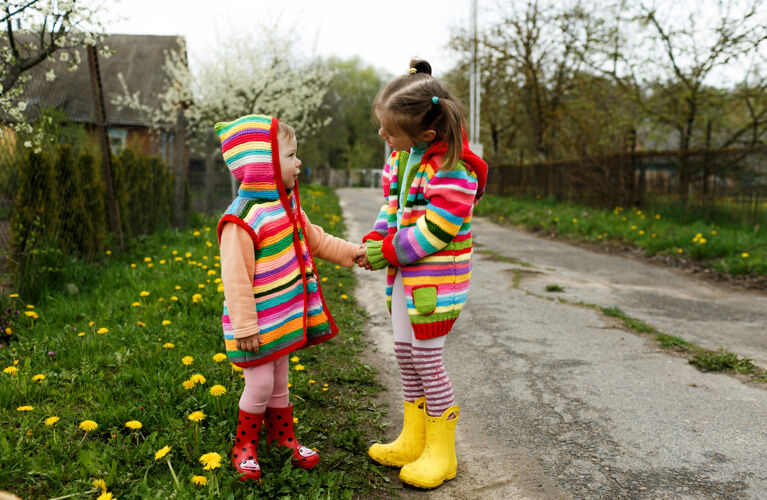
[
  {"x1": 421, "y1": 129, "x2": 488, "y2": 202},
  {"x1": 214, "y1": 114, "x2": 287, "y2": 202}
]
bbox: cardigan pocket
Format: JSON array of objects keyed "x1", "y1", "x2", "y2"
[{"x1": 412, "y1": 285, "x2": 437, "y2": 316}]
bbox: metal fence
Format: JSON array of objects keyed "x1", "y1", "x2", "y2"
[{"x1": 486, "y1": 147, "x2": 767, "y2": 215}]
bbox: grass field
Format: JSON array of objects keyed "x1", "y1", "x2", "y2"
[
  {"x1": 474, "y1": 195, "x2": 766, "y2": 276},
  {"x1": 0, "y1": 185, "x2": 394, "y2": 499}
]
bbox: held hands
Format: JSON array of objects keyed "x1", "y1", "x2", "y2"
[
  {"x1": 353, "y1": 244, "x2": 373, "y2": 271},
  {"x1": 236, "y1": 333, "x2": 260, "y2": 353}
]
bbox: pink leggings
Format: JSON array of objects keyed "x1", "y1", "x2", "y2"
[{"x1": 239, "y1": 355, "x2": 290, "y2": 414}]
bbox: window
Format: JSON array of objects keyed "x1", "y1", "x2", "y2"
[
  {"x1": 160, "y1": 131, "x2": 175, "y2": 166},
  {"x1": 108, "y1": 128, "x2": 128, "y2": 155}
]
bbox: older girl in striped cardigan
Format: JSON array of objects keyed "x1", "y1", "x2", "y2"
[{"x1": 361, "y1": 59, "x2": 488, "y2": 489}]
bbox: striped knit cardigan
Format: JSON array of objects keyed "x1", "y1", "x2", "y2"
[
  {"x1": 216, "y1": 114, "x2": 336, "y2": 367},
  {"x1": 363, "y1": 134, "x2": 488, "y2": 340}
]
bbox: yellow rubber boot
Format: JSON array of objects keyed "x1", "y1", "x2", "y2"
[
  {"x1": 368, "y1": 397, "x2": 426, "y2": 467},
  {"x1": 399, "y1": 405, "x2": 459, "y2": 489}
]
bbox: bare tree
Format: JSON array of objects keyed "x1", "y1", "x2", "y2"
[{"x1": 598, "y1": 0, "x2": 767, "y2": 199}]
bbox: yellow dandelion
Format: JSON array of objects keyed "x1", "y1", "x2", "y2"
[
  {"x1": 45, "y1": 416, "x2": 60, "y2": 426},
  {"x1": 185, "y1": 252, "x2": 192, "y2": 258},
  {"x1": 212, "y1": 353, "x2": 227, "y2": 363},
  {"x1": 159, "y1": 259, "x2": 166, "y2": 265},
  {"x1": 198, "y1": 284, "x2": 205, "y2": 289},
  {"x1": 97, "y1": 327, "x2": 108, "y2": 334},
  {"x1": 144, "y1": 257, "x2": 152, "y2": 263},
  {"x1": 5, "y1": 327, "x2": 12, "y2": 335},
  {"x1": 32, "y1": 374, "x2": 45, "y2": 382},
  {"x1": 199, "y1": 452, "x2": 222, "y2": 470},
  {"x1": 678, "y1": 248, "x2": 684, "y2": 254},
  {"x1": 231, "y1": 363, "x2": 243, "y2": 372},
  {"x1": 335, "y1": 265, "x2": 340, "y2": 269},
  {"x1": 572, "y1": 218, "x2": 578, "y2": 223},
  {"x1": 154, "y1": 445, "x2": 171, "y2": 461},
  {"x1": 711, "y1": 230, "x2": 717, "y2": 235},
  {"x1": 207, "y1": 270, "x2": 216, "y2": 276},
  {"x1": 125, "y1": 420, "x2": 143, "y2": 430},
  {"x1": 175, "y1": 256, "x2": 183, "y2": 262},
  {"x1": 89, "y1": 321, "x2": 95, "y2": 326},
  {"x1": 294, "y1": 364, "x2": 305, "y2": 371},
  {"x1": 96, "y1": 491, "x2": 113, "y2": 500},
  {"x1": 187, "y1": 411, "x2": 206, "y2": 423},
  {"x1": 131, "y1": 302, "x2": 141, "y2": 307},
  {"x1": 309, "y1": 379, "x2": 316, "y2": 384},
  {"x1": 139, "y1": 291, "x2": 150, "y2": 297},
  {"x1": 158, "y1": 298, "x2": 165, "y2": 302},
  {"x1": 106, "y1": 250, "x2": 112, "y2": 255},
  {"x1": 631, "y1": 225, "x2": 637, "y2": 230},
  {"x1": 293, "y1": 417, "x2": 298, "y2": 423},
  {"x1": 191, "y1": 475, "x2": 207, "y2": 486},
  {"x1": 182, "y1": 356, "x2": 194, "y2": 365},
  {"x1": 9, "y1": 293, "x2": 19, "y2": 298},
  {"x1": 338, "y1": 282, "x2": 343, "y2": 287},
  {"x1": 26, "y1": 304, "x2": 34, "y2": 309},
  {"x1": 79, "y1": 420, "x2": 98, "y2": 431},
  {"x1": 742, "y1": 252, "x2": 749, "y2": 258},
  {"x1": 137, "y1": 321, "x2": 146, "y2": 327},
  {"x1": 170, "y1": 296, "x2": 178, "y2": 301},
  {"x1": 17, "y1": 405, "x2": 33, "y2": 411},
  {"x1": 290, "y1": 356, "x2": 300, "y2": 363},
  {"x1": 192, "y1": 293, "x2": 203, "y2": 303},
  {"x1": 322, "y1": 387, "x2": 329, "y2": 391},
  {"x1": 182, "y1": 379, "x2": 195, "y2": 390},
  {"x1": 193, "y1": 230, "x2": 200, "y2": 236},
  {"x1": 162, "y1": 320, "x2": 171, "y2": 326},
  {"x1": 163, "y1": 343, "x2": 175, "y2": 349},
  {"x1": 655, "y1": 214, "x2": 661, "y2": 219},
  {"x1": 4, "y1": 366, "x2": 18, "y2": 375},
  {"x1": 217, "y1": 284, "x2": 224, "y2": 293},
  {"x1": 190, "y1": 373, "x2": 206, "y2": 385},
  {"x1": 24, "y1": 311, "x2": 38, "y2": 319},
  {"x1": 639, "y1": 230, "x2": 645, "y2": 235},
  {"x1": 341, "y1": 294, "x2": 348, "y2": 300},
  {"x1": 172, "y1": 250, "x2": 178, "y2": 255},
  {"x1": 131, "y1": 263, "x2": 136, "y2": 268},
  {"x1": 209, "y1": 385, "x2": 226, "y2": 396}
]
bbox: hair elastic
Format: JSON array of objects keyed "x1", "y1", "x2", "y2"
[
  {"x1": 409, "y1": 68, "x2": 417, "y2": 74},
  {"x1": 432, "y1": 96, "x2": 439, "y2": 104}
]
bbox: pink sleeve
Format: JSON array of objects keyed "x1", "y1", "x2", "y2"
[
  {"x1": 219, "y1": 223, "x2": 261, "y2": 340},
  {"x1": 302, "y1": 211, "x2": 359, "y2": 268}
]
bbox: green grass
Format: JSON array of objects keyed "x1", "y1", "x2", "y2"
[
  {"x1": 0, "y1": 185, "x2": 394, "y2": 499},
  {"x1": 475, "y1": 194, "x2": 766, "y2": 276},
  {"x1": 545, "y1": 284, "x2": 565, "y2": 293}
]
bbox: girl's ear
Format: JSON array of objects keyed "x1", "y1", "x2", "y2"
[{"x1": 419, "y1": 129, "x2": 436, "y2": 142}]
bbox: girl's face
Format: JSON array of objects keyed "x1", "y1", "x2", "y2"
[
  {"x1": 378, "y1": 121, "x2": 416, "y2": 152},
  {"x1": 377, "y1": 113, "x2": 437, "y2": 152},
  {"x1": 277, "y1": 131, "x2": 301, "y2": 189}
]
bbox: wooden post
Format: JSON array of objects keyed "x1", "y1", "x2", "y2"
[
  {"x1": 204, "y1": 131, "x2": 217, "y2": 215},
  {"x1": 87, "y1": 45, "x2": 123, "y2": 248},
  {"x1": 172, "y1": 107, "x2": 187, "y2": 228}
]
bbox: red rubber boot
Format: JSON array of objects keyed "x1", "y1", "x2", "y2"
[
  {"x1": 232, "y1": 408, "x2": 265, "y2": 481},
  {"x1": 265, "y1": 404, "x2": 320, "y2": 469}
]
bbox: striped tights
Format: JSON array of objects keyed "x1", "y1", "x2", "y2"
[{"x1": 392, "y1": 271, "x2": 455, "y2": 417}]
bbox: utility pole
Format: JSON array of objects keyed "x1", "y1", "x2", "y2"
[{"x1": 469, "y1": 0, "x2": 483, "y2": 158}]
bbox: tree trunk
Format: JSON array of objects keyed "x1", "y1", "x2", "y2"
[{"x1": 172, "y1": 108, "x2": 187, "y2": 229}]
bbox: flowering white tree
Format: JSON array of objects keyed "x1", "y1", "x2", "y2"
[
  {"x1": 1, "y1": 0, "x2": 108, "y2": 139},
  {"x1": 112, "y1": 30, "x2": 334, "y2": 149}
]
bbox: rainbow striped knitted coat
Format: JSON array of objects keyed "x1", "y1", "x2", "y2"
[
  {"x1": 216, "y1": 114, "x2": 336, "y2": 367},
  {"x1": 363, "y1": 136, "x2": 487, "y2": 339}
]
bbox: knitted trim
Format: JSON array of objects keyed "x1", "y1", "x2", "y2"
[
  {"x1": 365, "y1": 240, "x2": 390, "y2": 270},
  {"x1": 381, "y1": 234, "x2": 402, "y2": 267},
  {"x1": 217, "y1": 214, "x2": 259, "y2": 247},
  {"x1": 362, "y1": 230, "x2": 385, "y2": 243},
  {"x1": 412, "y1": 319, "x2": 456, "y2": 340}
]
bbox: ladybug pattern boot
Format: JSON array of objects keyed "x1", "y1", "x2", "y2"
[
  {"x1": 232, "y1": 408, "x2": 265, "y2": 481},
  {"x1": 265, "y1": 403, "x2": 320, "y2": 469}
]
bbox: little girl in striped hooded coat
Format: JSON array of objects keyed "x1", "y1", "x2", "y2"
[
  {"x1": 360, "y1": 59, "x2": 487, "y2": 490},
  {"x1": 216, "y1": 114, "x2": 365, "y2": 481}
]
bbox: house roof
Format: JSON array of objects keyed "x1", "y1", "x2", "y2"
[{"x1": 16, "y1": 34, "x2": 186, "y2": 127}]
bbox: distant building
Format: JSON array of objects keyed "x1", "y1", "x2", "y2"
[{"x1": 6, "y1": 34, "x2": 188, "y2": 166}]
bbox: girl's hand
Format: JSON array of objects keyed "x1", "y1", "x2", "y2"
[
  {"x1": 354, "y1": 244, "x2": 373, "y2": 270},
  {"x1": 236, "y1": 334, "x2": 260, "y2": 353}
]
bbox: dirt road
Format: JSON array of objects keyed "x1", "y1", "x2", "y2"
[{"x1": 339, "y1": 187, "x2": 767, "y2": 500}]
